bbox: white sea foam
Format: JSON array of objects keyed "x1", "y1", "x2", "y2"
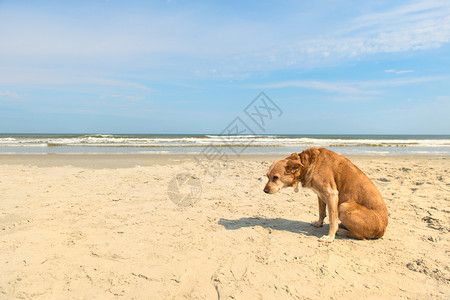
[
  {"x1": 1, "y1": 135, "x2": 449, "y2": 155},
  {"x1": 1, "y1": 135, "x2": 450, "y2": 148}
]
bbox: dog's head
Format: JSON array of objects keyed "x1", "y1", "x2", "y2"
[
  {"x1": 263, "y1": 153, "x2": 303, "y2": 194},
  {"x1": 263, "y1": 148, "x2": 320, "y2": 194}
]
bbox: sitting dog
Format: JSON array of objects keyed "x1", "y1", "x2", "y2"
[{"x1": 264, "y1": 148, "x2": 388, "y2": 242}]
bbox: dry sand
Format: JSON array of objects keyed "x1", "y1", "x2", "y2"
[{"x1": 0, "y1": 154, "x2": 449, "y2": 299}]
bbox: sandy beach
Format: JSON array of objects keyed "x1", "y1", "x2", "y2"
[{"x1": 0, "y1": 154, "x2": 449, "y2": 299}]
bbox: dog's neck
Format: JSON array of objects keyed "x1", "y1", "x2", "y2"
[
  {"x1": 297, "y1": 152, "x2": 314, "y2": 189},
  {"x1": 294, "y1": 153, "x2": 304, "y2": 192}
]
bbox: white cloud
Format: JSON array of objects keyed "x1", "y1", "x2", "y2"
[
  {"x1": 0, "y1": 0, "x2": 449, "y2": 77},
  {"x1": 319, "y1": 0, "x2": 450, "y2": 54},
  {"x1": 0, "y1": 6, "x2": 273, "y2": 63},
  {"x1": 252, "y1": 81, "x2": 362, "y2": 94},
  {"x1": 252, "y1": 76, "x2": 446, "y2": 98},
  {"x1": 229, "y1": 0, "x2": 450, "y2": 72},
  {"x1": 0, "y1": 67, "x2": 150, "y2": 90},
  {"x1": 344, "y1": 0, "x2": 450, "y2": 33},
  {"x1": 100, "y1": 94, "x2": 144, "y2": 101},
  {"x1": 358, "y1": 76, "x2": 444, "y2": 88},
  {"x1": 0, "y1": 91, "x2": 19, "y2": 98},
  {"x1": 385, "y1": 69, "x2": 414, "y2": 74},
  {"x1": 436, "y1": 96, "x2": 450, "y2": 102}
]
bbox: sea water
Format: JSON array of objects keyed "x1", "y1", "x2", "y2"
[{"x1": 0, "y1": 134, "x2": 449, "y2": 155}]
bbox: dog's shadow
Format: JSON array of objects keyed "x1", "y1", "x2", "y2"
[{"x1": 218, "y1": 217, "x2": 325, "y2": 238}]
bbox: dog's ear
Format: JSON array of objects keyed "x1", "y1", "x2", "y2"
[
  {"x1": 286, "y1": 160, "x2": 302, "y2": 174},
  {"x1": 299, "y1": 148, "x2": 320, "y2": 167},
  {"x1": 287, "y1": 153, "x2": 299, "y2": 160},
  {"x1": 286, "y1": 153, "x2": 302, "y2": 161}
]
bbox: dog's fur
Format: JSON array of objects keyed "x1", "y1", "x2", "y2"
[{"x1": 264, "y1": 148, "x2": 388, "y2": 242}]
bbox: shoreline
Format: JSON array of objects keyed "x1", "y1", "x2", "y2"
[
  {"x1": 0, "y1": 153, "x2": 448, "y2": 168},
  {"x1": 2, "y1": 134, "x2": 450, "y2": 157}
]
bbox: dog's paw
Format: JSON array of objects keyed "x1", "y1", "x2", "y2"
[
  {"x1": 319, "y1": 235, "x2": 335, "y2": 243},
  {"x1": 311, "y1": 221, "x2": 323, "y2": 228}
]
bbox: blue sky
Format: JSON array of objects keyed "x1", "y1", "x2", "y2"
[{"x1": 0, "y1": 0, "x2": 449, "y2": 134}]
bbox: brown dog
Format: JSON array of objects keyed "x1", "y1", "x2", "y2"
[{"x1": 264, "y1": 148, "x2": 388, "y2": 242}]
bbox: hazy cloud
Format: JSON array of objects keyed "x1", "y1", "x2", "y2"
[
  {"x1": 253, "y1": 76, "x2": 446, "y2": 98},
  {"x1": 227, "y1": 0, "x2": 450, "y2": 72},
  {"x1": 0, "y1": 67, "x2": 150, "y2": 91},
  {"x1": 0, "y1": 90, "x2": 19, "y2": 98},
  {"x1": 252, "y1": 81, "x2": 363, "y2": 94},
  {"x1": 385, "y1": 69, "x2": 415, "y2": 74}
]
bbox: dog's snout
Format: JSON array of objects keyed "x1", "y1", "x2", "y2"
[{"x1": 264, "y1": 187, "x2": 270, "y2": 193}]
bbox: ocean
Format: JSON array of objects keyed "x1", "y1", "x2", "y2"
[{"x1": 0, "y1": 134, "x2": 449, "y2": 156}]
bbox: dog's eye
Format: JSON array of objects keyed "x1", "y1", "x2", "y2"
[{"x1": 273, "y1": 176, "x2": 279, "y2": 180}]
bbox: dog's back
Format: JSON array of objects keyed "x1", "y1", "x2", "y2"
[{"x1": 317, "y1": 149, "x2": 386, "y2": 209}]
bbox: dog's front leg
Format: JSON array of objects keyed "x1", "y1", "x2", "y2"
[
  {"x1": 311, "y1": 197, "x2": 326, "y2": 227},
  {"x1": 320, "y1": 190, "x2": 339, "y2": 243}
]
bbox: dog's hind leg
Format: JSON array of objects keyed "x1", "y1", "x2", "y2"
[
  {"x1": 336, "y1": 228, "x2": 365, "y2": 240},
  {"x1": 338, "y1": 202, "x2": 386, "y2": 240}
]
